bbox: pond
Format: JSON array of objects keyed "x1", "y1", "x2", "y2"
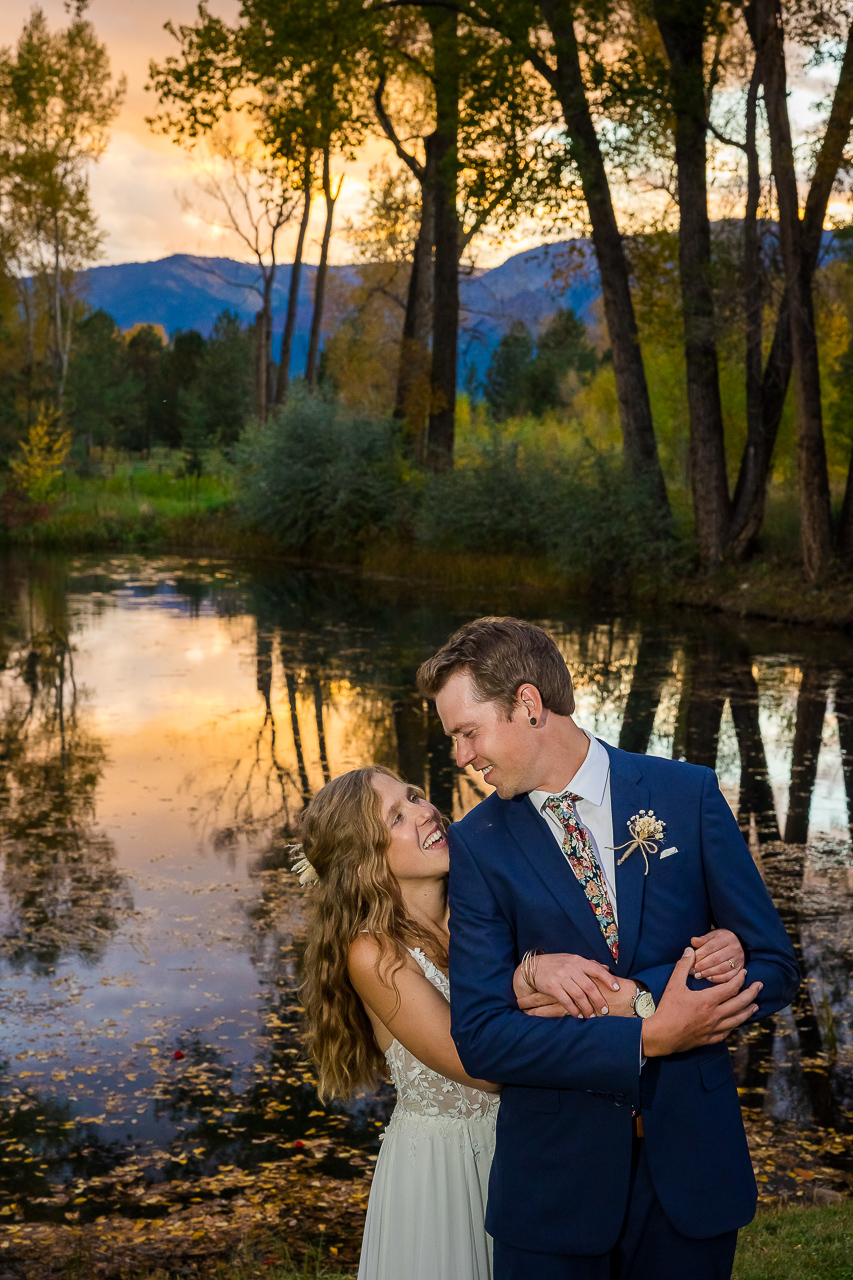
[{"x1": 1, "y1": 552, "x2": 852, "y2": 1268}]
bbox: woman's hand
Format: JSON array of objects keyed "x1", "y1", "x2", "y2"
[
  {"x1": 513, "y1": 952, "x2": 624, "y2": 1019},
  {"x1": 690, "y1": 929, "x2": 745, "y2": 982}
]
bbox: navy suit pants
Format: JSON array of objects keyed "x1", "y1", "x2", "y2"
[{"x1": 492, "y1": 1138, "x2": 738, "y2": 1280}]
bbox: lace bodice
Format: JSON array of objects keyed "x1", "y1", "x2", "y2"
[{"x1": 384, "y1": 947, "x2": 500, "y2": 1121}]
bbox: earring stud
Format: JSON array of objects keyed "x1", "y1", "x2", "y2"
[{"x1": 529, "y1": 716, "x2": 537, "y2": 726}]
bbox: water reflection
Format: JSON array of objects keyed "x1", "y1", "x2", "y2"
[
  {"x1": 0, "y1": 573, "x2": 131, "y2": 974},
  {"x1": 0, "y1": 552, "x2": 851, "y2": 1244}
]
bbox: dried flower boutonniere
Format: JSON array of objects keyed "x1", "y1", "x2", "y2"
[{"x1": 613, "y1": 810, "x2": 666, "y2": 876}]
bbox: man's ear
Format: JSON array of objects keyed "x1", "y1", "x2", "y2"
[{"x1": 516, "y1": 683, "x2": 544, "y2": 726}]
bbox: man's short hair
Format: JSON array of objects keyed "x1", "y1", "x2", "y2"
[{"x1": 417, "y1": 616, "x2": 575, "y2": 719}]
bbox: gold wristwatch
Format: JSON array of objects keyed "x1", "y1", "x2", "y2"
[{"x1": 631, "y1": 987, "x2": 656, "y2": 1019}]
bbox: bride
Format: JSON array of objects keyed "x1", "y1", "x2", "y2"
[
  {"x1": 298, "y1": 766, "x2": 744, "y2": 1280},
  {"x1": 299, "y1": 765, "x2": 499, "y2": 1280}
]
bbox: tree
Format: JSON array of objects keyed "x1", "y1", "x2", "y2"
[
  {"x1": 651, "y1": 0, "x2": 731, "y2": 566},
  {"x1": 746, "y1": 0, "x2": 831, "y2": 578},
  {"x1": 483, "y1": 307, "x2": 596, "y2": 419},
  {"x1": 171, "y1": 126, "x2": 300, "y2": 420},
  {"x1": 65, "y1": 309, "x2": 138, "y2": 452},
  {"x1": 365, "y1": 5, "x2": 558, "y2": 467},
  {"x1": 527, "y1": 307, "x2": 597, "y2": 416},
  {"x1": 0, "y1": 3, "x2": 124, "y2": 404},
  {"x1": 453, "y1": 0, "x2": 670, "y2": 506},
  {"x1": 148, "y1": 0, "x2": 371, "y2": 409},
  {"x1": 126, "y1": 324, "x2": 167, "y2": 456},
  {"x1": 484, "y1": 321, "x2": 535, "y2": 419},
  {"x1": 203, "y1": 310, "x2": 255, "y2": 445}
]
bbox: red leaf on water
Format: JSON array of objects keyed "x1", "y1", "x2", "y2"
[{"x1": 173, "y1": 1051, "x2": 185, "y2": 1060}]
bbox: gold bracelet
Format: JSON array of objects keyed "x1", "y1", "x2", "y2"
[{"x1": 520, "y1": 948, "x2": 543, "y2": 989}]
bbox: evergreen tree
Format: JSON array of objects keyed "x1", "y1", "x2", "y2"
[
  {"x1": 202, "y1": 311, "x2": 254, "y2": 447},
  {"x1": 483, "y1": 322, "x2": 534, "y2": 421},
  {"x1": 125, "y1": 325, "x2": 167, "y2": 454},
  {"x1": 526, "y1": 308, "x2": 597, "y2": 417},
  {"x1": 66, "y1": 310, "x2": 138, "y2": 452}
]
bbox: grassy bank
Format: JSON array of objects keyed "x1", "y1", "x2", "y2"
[{"x1": 2, "y1": 462, "x2": 853, "y2": 630}]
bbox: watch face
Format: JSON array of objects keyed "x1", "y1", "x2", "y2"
[{"x1": 634, "y1": 991, "x2": 655, "y2": 1019}]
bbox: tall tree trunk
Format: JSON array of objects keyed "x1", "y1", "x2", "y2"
[
  {"x1": 306, "y1": 148, "x2": 340, "y2": 390},
  {"x1": 731, "y1": 19, "x2": 853, "y2": 554},
  {"x1": 755, "y1": 0, "x2": 833, "y2": 580},
  {"x1": 654, "y1": 1, "x2": 730, "y2": 566},
  {"x1": 426, "y1": 10, "x2": 461, "y2": 471},
  {"x1": 539, "y1": 1, "x2": 669, "y2": 511},
  {"x1": 729, "y1": 60, "x2": 766, "y2": 557},
  {"x1": 275, "y1": 151, "x2": 313, "y2": 406},
  {"x1": 395, "y1": 136, "x2": 436, "y2": 465}
]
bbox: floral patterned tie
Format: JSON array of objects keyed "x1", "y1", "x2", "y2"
[{"x1": 544, "y1": 792, "x2": 619, "y2": 960}]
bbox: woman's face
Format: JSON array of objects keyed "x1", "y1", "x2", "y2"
[{"x1": 370, "y1": 772, "x2": 449, "y2": 885}]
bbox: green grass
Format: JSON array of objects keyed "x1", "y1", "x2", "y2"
[{"x1": 733, "y1": 1201, "x2": 853, "y2": 1279}]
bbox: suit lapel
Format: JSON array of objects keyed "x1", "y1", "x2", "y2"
[
  {"x1": 605, "y1": 742, "x2": 650, "y2": 977},
  {"x1": 504, "y1": 793, "x2": 614, "y2": 965}
]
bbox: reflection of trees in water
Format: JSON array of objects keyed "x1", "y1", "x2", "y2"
[
  {"x1": 626, "y1": 620, "x2": 851, "y2": 1132},
  {"x1": 0, "y1": 565, "x2": 131, "y2": 975}
]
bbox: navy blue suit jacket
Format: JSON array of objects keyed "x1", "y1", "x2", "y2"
[{"x1": 447, "y1": 743, "x2": 800, "y2": 1255}]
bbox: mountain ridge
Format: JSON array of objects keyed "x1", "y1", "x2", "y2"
[{"x1": 76, "y1": 240, "x2": 601, "y2": 381}]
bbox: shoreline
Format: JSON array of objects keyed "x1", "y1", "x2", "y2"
[{"x1": 2, "y1": 507, "x2": 852, "y2": 632}]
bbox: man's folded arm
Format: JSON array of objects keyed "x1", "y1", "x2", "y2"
[{"x1": 447, "y1": 827, "x2": 643, "y2": 1105}]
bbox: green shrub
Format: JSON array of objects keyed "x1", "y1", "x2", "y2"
[
  {"x1": 236, "y1": 389, "x2": 407, "y2": 551},
  {"x1": 415, "y1": 433, "x2": 677, "y2": 583}
]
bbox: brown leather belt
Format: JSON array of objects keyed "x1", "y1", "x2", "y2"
[{"x1": 633, "y1": 1114, "x2": 644, "y2": 1139}]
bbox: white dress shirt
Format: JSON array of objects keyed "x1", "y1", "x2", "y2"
[{"x1": 528, "y1": 730, "x2": 618, "y2": 922}]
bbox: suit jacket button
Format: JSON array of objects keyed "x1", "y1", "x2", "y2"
[{"x1": 614, "y1": 1092, "x2": 626, "y2": 1105}]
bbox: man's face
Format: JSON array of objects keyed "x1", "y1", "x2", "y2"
[{"x1": 435, "y1": 670, "x2": 539, "y2": 798}]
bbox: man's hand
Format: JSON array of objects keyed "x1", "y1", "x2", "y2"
[
  {"x1": 641, "y1": 947, "x2": 762, "y2": 1057},
  {"x1": 513, "y1": 953, "x2": 622, "y2": 1019},
  {"x1": 691, "y1": 929, "x2": 745, "y2": 982}
]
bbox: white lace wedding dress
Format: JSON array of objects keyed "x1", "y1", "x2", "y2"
[{"x1": 357, "y1": 947, "x2": 500, "y2": 1280}]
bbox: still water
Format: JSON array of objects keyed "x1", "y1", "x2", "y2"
[{"x1": 1, "y1": 552, "x2": 852, "y2": 1240}]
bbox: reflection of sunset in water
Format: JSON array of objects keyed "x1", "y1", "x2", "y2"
[{"x1": 1, "y1": 553, "x2": 853, "y2": 1241}]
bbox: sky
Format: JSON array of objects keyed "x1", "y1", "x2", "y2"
[
  {"x1": 1, "y1": 2, "x2": 848, "y2": 271},
  {"x1": 0, "y1": 0, "x2": 395, "y2": 268}
]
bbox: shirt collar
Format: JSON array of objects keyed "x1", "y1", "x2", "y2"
[{"x1": 529, "y1": 730, "x2": 610, "y2": 812}]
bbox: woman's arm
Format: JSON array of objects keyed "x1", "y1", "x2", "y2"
[
  {"x1": 348, "y1": 935, "x2": 499, "y2": 1091},
  {"x1": 513, "y1": 954, "x2": 637, "y2": 1019},
  {"x1": 514, "y1": 930, "x2": 747, "y2": 1019}
]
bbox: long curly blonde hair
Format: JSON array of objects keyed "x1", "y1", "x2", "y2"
[{"x1": 299, "y1": 765, "x2": 449, "y2": 1102}]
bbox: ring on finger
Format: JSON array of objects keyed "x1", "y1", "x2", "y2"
[{"x1": 729, "y1": 958, "x2": 736, "y2": 970}]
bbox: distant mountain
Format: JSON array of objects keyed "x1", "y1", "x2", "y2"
[{"x1": 76, "y1": 240, "x2": 600, "y2": 385}]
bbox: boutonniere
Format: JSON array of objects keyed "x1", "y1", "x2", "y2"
[{"x1": 613, "y1": 810, "x2": 666, "y2": 876}]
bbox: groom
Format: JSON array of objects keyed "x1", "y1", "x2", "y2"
[{"x1": 417, "y1": 617, "x2": 799, "y2": 1280}]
